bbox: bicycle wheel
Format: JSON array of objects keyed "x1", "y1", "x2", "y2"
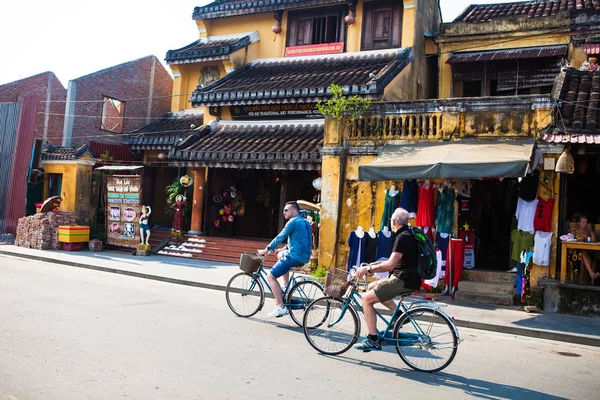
[
  {"x1": 393, "y1": 307, "x2": 458, "y2": 372},
  {"x1": 225, "y1": 272, "x2": 265, "y2": 317},
  {"x1": 287, "y1": 280, "x2": 325, "y2": 327},
  {"x1": 303, "y1": 296, "x2": 360, "y2": 355}
]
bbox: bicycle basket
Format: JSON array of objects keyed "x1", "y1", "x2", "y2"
[
  {"x1": 324, "y1": 268, "x2": 351, "y2": 298},
  {"x1": 239, "y1": 252, "x2": 262, "y2": 273}
]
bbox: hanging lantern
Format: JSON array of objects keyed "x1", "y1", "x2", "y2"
[
  {"x1": 344, "y1": 14, "x2": 356, "y2": 25},
  {"x1": 312, "y1": 177, "x2": 322, "y2": 191},
  {"x1": 555, "y1": 148, "x2": 574, "y2": 174},
  {"x1": 272, "y1": 24, "x2": 282, "y2": 34},
  {"x1": 179, "y1": 175, "x2": 193, "y2": 187},
  {"x1": 157, "y1": 152, "x2": 166, "y2": 160}
]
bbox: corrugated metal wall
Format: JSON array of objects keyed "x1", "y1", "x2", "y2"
[
  {"x1": 0, "y1": 102, "x2": 20, "y2": 233},
  {"x1": 3, "y1": 96, "x2": 38, "y2": 234}
]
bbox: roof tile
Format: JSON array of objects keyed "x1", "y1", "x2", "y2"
[
  {"x1": 190, "y1": 48, "x2": 412, "y2": 106},
  {"x1": 455, "y1": 1, "x2": 600, "y2": 23},
  {"x1": 552, "y1": 69, "x2": 600, "y2": 136},
  {"x1": 122, "y1": 115, "x2": 206, "y2": 150}
]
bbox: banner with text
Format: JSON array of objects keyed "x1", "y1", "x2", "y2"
[
  {"x1": 106, "y1": 175, "x2": 143, "y2": 248},
  {"x1": 231, "y1": 104, "x2": 321, "y2": 120},
  {"x1": 285, "y1": 42, "x2": 344, "y2": 57}
]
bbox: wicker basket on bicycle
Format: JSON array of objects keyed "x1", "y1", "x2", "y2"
[
  {"x1": 324, "y1": 268, "x2": 351, "y2": 298},
  {"x1": 239, "y1": 252, "x2": 262, "y2": 273}
]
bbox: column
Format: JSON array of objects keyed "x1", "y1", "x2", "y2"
[{"x1": 188, "y1": 167, "x2": 206, "y2": 235}]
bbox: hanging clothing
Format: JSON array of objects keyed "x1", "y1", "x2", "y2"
[
  {"x1": 519, "y1": 169, "x2": 540, "y2": 201},
  {"x1": 533, "y1": 231, "x2": 553, "y2": 266},
  {"x1": 423, "y1": 249, "x2": 443, "y2": 289},
  {"x1": 459, "y1": 230, "x2": 476, "y2": 269},
  {"x1": 380, "y1": 189, "x2": 401, "y2": 231},
  {"x1": 515, "y1": 262, "x2": 525, "y2": 300},
  {"x1": 347, "y1": 231, "x2": 367, "y2": 270},
  {"x1": 435, "y1": 232, "x2": 450, "y2": 268},
  {"x1": 445, "y1": 238, "x2": 465, "y2": 288},
  {"x1": 533, "y1": 197, "x2": 555, "y2": 233},
  {"x1": 400, "y1": 180, "x2": 418, "y2": 217},
  {"x1": 456, "y1": 179, "x2": 472, "y2": 198},
  {"x1": 456, "y1": 194, "x2": 473, "y2": 218},
  {"x1": 376, "y1": 230, "x2": 395, "y2": 260},
  {"x1": 365, "y1": 232, "x2": 378, "y2": 263},
  {"x1": 416, "y1": 182, "x2": 435, "y2": 227},
  {"x1": 436, "y1": 188, "x2": 456, "y2": 234},
  {"x1": 515, "y1": 198, "x2": 539, "y2": 234},
  {"x1": 522, "y1": 251, "x2": 534, "y2": 302},
  {"x1": 510, "y1": 229, "x2": 534, "y2": 262}
]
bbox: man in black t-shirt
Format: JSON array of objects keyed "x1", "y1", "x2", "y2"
[{"x1": 354, "y1": 207, "x2": 419, "y2": 352}]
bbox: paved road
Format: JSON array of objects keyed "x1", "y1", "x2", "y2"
[{"x1": 1, "y1": 257, "x2": 599, "y2": 400}]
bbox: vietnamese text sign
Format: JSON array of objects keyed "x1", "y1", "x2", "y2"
[
  {"x1": 105, "y1": 175, "x2": 142, "y2": 248},
  {"x1": 285, "y1": 42, "x2": 344, "y2": 57},
  {"x1": 231, "y1": 103, "x2": 321, "y2": 120}
]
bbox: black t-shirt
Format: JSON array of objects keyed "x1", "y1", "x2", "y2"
[{"x1": 391, "y1": 225, "x2": 420, "y2": 290}]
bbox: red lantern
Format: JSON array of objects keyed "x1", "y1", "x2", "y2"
[
  {"x1": 272, "y1": 24, "x2": 282, "y2": 34},
  {"x1": 345, "y1": 14, "x2": 355, "y2": 25}
]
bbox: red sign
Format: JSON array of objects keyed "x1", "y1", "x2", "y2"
[{"x1": 285, "y1": 42, "x2": 344, "y2": 57}]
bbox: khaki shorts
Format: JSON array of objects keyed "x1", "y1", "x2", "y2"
[{"x1": 373, "y1": 275, "x2": 413, "y2": 302}]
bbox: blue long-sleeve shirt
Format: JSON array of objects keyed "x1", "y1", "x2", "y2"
[{"x1": 267, "y1": 214, "x2": 312, "y2": 263}]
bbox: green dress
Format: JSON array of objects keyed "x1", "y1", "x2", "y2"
[
  {"x1": 436, "y1": 188, "x2": 456, "y2": 234},
  {"x1": 380, "y1": 190, "x2": 400, "y2": 231}
]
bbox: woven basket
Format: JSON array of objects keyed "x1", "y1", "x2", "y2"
[
  {"x1": 324, "y1": 268, "x2": 351, "y2": 298},
  {"x1": 239, "y1": 252, "x2": 262, "y2": 273}
]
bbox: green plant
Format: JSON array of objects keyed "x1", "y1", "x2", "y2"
[
  {"x1": 312, "y1": 265, "x2": 328, "y2": 279},
  {"x1": 316, "y1": 83, "x2": 372, "y2": 120},
  {"x1": 164, "y1": 179, "x2": 193, "y2": 231}
]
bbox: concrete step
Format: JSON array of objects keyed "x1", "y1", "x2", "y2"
[
  {"x1": 458, "y1": 280, "x2": 514, "y2": 296},
  {"x1": 454, "y1": 291, "x2": 514, "y2": 306},
  {"x1": 462, "y1": 269, "x2": 516, "y2": 284}
]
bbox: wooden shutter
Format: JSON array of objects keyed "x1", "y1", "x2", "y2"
[{"x1": 361, "y1": 2, "x2": 403, "y2": 50}]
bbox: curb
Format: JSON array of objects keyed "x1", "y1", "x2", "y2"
[{"x1": 2, "y1": 249, "x2": 600, "y2": 348}]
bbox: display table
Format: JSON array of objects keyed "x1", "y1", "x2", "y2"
[{"x1": 560, "y1": 241, "x2": 600, "y2": 283}]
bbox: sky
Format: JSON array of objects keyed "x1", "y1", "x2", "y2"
[{"x1": 0, "y1": 0, "x2": 510, "y2": 86}]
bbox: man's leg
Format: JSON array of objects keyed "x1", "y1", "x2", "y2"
[
  {"x1": 361, "y1": 290, "x2": 380, "y2": 336},
  {"x1": 267, "y1": 254, "x2": 299, "y2": 317},
  {"x1": 267, "y1": 272, "x2": 284, "y2": 306}
]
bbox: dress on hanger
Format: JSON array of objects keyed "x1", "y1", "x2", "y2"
[
  {"x1": 347, "y1": 229, "x2": 367, "y2": 270},
  {"x1": 376, "y1": 229, "x2": 394, "y2": 260},
  {"x1": 436, "y1": 187, "x2": 456, "y2": 234},
  {"x1": 416, "y1": 181, "x2": 435, "y2": 228},
  {"x1": 533, "y1": 197, "x2": 555, "y2": 233},
  {"x1": 365, "y1": 229, "x2": 378, "y2": 263},
  {"x1": 400, "y1": 180, "x2": 418, "y2": 217},
  {"x1": 533, "y1": 231, "x2": 553, "y2": 266},
  {"x1": 515, "y1": 197, "x2": 539, "y2": 234},
  {"x1": 380, "y1": 188, "x2": 401, "y2": 231}
]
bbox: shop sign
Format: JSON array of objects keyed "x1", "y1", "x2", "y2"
[
  {"x1": 105, "y1": 175, "x2": 143, "y2": 248},
  {"x1": 285, "y1": 42, "x2": 344, "y2": 57},
  {"x1": 231, "y1": 104, "x2": 322, "y2": 120}
]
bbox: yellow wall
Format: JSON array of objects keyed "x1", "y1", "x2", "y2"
[{"x1": 42, "y1": 159, "x2": 94, "y2": 224}]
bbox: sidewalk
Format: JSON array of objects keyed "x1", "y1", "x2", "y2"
[{"x1": 1, "y1": 244, "x2": 599, "y2": 347}]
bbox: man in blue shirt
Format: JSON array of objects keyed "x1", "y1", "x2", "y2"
[{"x1": 258, "y1": 201, "x2": 313, "y2": 317}]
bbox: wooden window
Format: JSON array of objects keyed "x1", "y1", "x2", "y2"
[
  {"x1": 287, "y1": 6, "x2": 346, "y2": 47},
  {"x1": 362, "y1": 2, "x2": 403, "y2": 50},
  {"x1": 101, "y1": 96, "x2": 125, "y2": 134}
]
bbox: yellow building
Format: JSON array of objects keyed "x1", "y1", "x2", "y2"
[
  {"x1": 318, "y1": 0, "x2": 600, "y2": 313},
  {"x1": 162, "y1": 0, "x2": 442, "y2": 240}
]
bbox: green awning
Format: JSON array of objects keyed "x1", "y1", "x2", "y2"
[{"x1": 358, "y1": 140, "x2": 535, "y2": 181}]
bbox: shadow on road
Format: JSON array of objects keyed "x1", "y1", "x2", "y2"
[{"x1": 324, "y1": 354, "x2": 564, "y2": 400}]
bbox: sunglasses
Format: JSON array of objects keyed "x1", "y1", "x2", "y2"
[{"x1": 283, "y1": 209, "x2": 291, "y2": 213}]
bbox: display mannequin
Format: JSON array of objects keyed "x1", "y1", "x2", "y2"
[{"x1": 139, "y1": 205, "x2": 151, "y2": 245}]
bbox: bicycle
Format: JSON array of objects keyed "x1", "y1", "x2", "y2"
[
  {"x1": 302, "y1": 267, "x2": 462, "y2": 372},
  {"x1": 225, "y1": 252, "x2": 325, "y2": 327}
]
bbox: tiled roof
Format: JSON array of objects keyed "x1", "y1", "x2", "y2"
[
  {"x1": 455, "y1": 1, "x2": 600, "y2": 23},
  {"x1": 447, "y1": 45, "x2": 567, "y2": 63},
  {"x1": 169, "y1": 120, "x2": 323, "y2": 170},
  {"x1": 190, "y1": 48, "x2": 412, "y2": 107},
  {"x1": 193, "y1": 0, "x2": 345, "y2": 20},
  {"x1": 553, "y1": 69, "x2": 600, "y2": 134},
  {"x1": 122, "y1": 114, "x2": 206, "y2": 150},
  {"x1": 166, "y1": 32, "x2": 259, "y2": 64},
  {"x1": 41, "y1": 144, "x2": 95, "y2": 161}
]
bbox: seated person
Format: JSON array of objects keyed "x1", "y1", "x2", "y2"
[{"x1": 569, "y1": 213, "x2": 599, "y2": 283}]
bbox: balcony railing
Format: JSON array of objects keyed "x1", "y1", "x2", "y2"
[{"x1": 340, "y1": 95, "x2": 554, "y2": 144}]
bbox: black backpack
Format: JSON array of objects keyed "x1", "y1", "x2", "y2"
[{"x1": 410, "y1": 227, "x2": 437, "y2": 280}]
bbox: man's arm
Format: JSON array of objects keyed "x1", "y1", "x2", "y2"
[
  {"x1": 257, "y1": 219, "x2": 294, "y2": 255},
  {"x1": 357, "y1": 251, "x2": 402, "y2": 279}
]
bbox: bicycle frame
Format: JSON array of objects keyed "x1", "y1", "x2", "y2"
[
  {"x1": 329, "y1": 286, "x2": 447, "y2": 346},
  {"x1": 243, "y1": 265, "x2": 310, "y2": 310}
]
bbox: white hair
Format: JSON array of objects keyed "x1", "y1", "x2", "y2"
[{"x1": 391, "y1": 207, "x2": 409, "y2": 226}]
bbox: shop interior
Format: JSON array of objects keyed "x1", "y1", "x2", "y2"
[{"x1": 205, "y1": 168, "x2": 320, "y2": 238}]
